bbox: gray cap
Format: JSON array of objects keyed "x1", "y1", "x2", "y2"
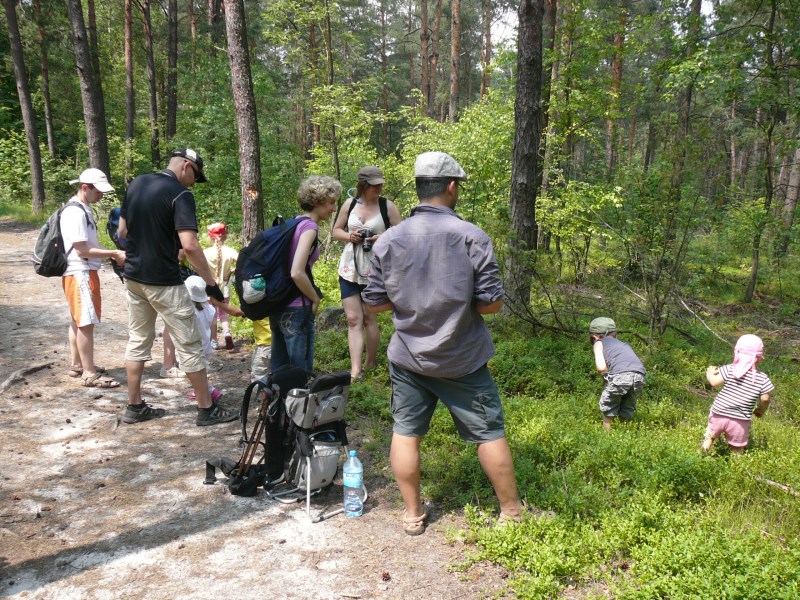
[
  {"x1": 414, "y1": 152, "x2": 468, "y2": 181},
  {"x1": 357, "y1": 166, "x2": 385, "y2": 185},
  {"x1": 589, "y1": 317, "x2": 617, "y2": 335}
]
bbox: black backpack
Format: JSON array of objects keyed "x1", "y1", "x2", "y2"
[
  {"x1": 32, "y1": 201, "x2": 88, "y2": 277},
  {"x1": 234, "y1": 216, "x2": 320, "y2": 321}
]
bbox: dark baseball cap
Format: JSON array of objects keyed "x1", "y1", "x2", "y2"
[
  {"x1": 357, "y1": 166, "x2": 385, "y2": 185},
  {"x1": 170, "y1": 148, "x2": 207, "y2": 183}
]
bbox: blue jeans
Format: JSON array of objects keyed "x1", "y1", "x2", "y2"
[{"x1": 270, "y1": 306, "x2": 315, "y2": 375}]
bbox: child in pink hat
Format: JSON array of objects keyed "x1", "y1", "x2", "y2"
[{"x1": 702, "y1": 334, "x2": 775, "y2": 454}]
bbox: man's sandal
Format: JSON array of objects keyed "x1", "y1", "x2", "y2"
[
  {"x1": 81, "y1": 373, "x2": 120, "y2": 388},
  {"x1": 402, "y1": 509, "x2": 428, "y2": 536},
  {"x1": 69, "y1": 366, "x2": 105, "y2": 378}
]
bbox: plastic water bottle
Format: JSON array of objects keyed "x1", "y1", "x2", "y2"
[{"x1": 343, "y1": 450, "x2": 364, "y2": 518}]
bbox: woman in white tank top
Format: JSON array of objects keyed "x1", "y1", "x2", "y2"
[{"x1": 332, "y1": 166, "x2": 402, "y2": 380}]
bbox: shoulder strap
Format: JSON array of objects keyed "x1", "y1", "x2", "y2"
[
  {"x1": 58, "y1": 200, "x2": 91, "y2": 259},
  {"x1": 379, "y1": 196, "x2": 390, "y2": 230},
  {"x1": 343, "y1": 198, "x2": 357, "y2": 233},
  {"x1": 343, "y1": 197, "x2": 390, "y2": 232}
]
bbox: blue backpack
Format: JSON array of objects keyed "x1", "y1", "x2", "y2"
[{"x1": 234, "y1": 216, "x2": 319, "y2": 320}]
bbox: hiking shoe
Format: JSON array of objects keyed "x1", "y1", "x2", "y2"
[
  {"x1": 122, "y1": 403, "x2": 166, "y2": 424},
  {"x1": 159, "y1": 366, "x2": 184, "y2": 378},
  {"x1": 196, "y1": 402, "x2": 239, "y2": 426},
  {"x1": 263, "y1": 472, "x2": 285, "y2": 491},
  {"x1": 224, "y1": 334, "x2": 234, "y2": 350}
]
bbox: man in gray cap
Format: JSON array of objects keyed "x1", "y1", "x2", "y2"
[
  {"x1": 118, "y1": 149, "x2": 238, "y2": 427},
  {"x1": 363, "y1": 151, "x2": 523, "y2": 535}
]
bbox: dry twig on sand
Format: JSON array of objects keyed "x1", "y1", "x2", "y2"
[{"x1": 0, "y1": 362, "x2": 53, "y2": 394}]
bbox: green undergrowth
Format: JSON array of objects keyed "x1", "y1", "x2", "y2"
[{"x1": 328, "y1": 316, "x2": 800, "y2": 599}]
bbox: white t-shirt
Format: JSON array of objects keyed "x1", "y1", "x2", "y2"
[
  {"x1": 195, "y1": 302, "x2": 217, "y2": 360},
  {"x1": 60, "y1": 197, "x2": 101, "y2": 275},
  {"x1": 337, "y1": 209, "x2": 388, "y2": 285}
]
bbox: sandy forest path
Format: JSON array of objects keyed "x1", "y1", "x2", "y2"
[{"x1": 0, "y1": 217, "x2": 511, "y2": 599}]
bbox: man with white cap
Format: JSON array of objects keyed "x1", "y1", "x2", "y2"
[
  {"x1": 118, "y1": 148, "x2": 237, "y2": 426},
  {"x1": 61, "y1": 168, "x2": 126, "y2": 388},
  {"x1": 363, "y1": 151, "x2": 524, "y2": 535}
]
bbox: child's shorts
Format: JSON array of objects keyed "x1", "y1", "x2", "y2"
[
  {"x1": 705, "y1": 412, "x2": 750, "y2": 448},
  {"x1": 599, "y1": 372, "x2": 645, "y2": 419}
]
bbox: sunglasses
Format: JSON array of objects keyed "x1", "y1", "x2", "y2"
[{"x1": 186, "y1": 160, "x2": 200, "y2": 179}]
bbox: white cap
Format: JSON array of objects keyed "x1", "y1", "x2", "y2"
[
  {"x1": 414, "y1": 152, "x2": 467, "y2": 181},
  {"x1": 184, "y1": 276, "x2": 209, "y2": 303},
  {"x1": 69, "y1": 168, "x2": 115, "y2": 193}
]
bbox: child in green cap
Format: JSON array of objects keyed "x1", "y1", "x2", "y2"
[{"x1": 589, "y1": 317, "x2": 646, "y2": 430}]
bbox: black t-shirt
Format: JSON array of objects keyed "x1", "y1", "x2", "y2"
[{"x1": 121, "y1": 170, "x2": 198, "y2": 285}]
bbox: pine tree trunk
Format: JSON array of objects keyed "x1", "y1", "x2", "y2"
[
  {"x1": 65, "y1": 0, "x2": 111, "y2": 176},
  {"x1": 3, "y1": 0, "x2": 46, "y2": 213},
  {"x1": 407, "y1": 1, "x2": 416, "y2": 97},
  {"x1": 322, "y1": 0, "x2": 339, "y2": 180},
  {"x1": 189, "y1": 0, "x2": 197, "y2": 70},
  {"x1": 605, "y1": 2, "x2": 627, "y2": 182},
  {"x1": 141, "y1": 0, "x2": 161, "y2": 168},
  {"x1": 32, "y1": 0, "x2": 56, "y2": 158},
  {"x1": 124, "y1": 0, "x2": 135, "y2": 182},
  {"x1": 309, "y1": 21, "x2": 320, "y2": 147},
  {"x1": 777, "y1": 144, "x2": 800, "y2": 255},
  {"x1": 420, "y1": 0, "x2": 430, "y2": 111},
  {"x1": 744, "y1": 0, "x2": 778, "y2": 303},
  {"x1": 166, "y1": 0, "x2": 178, "y2": 141},
  {"x1": 429, "y1": 0, "x2": 442, "y2": 119},
  {"x1": 380, "y1": 0, "x2": 389, "y2": 147},
  {"x1": 508, "y1": 0, "x2": 544, "y2": 313},
  {"x1": 223, "y1": 0, "x2": 264, "y2": 242},
  {"x1": 480, "y1": 0, "x2": 491, "y2": 98},
  {"x1": 448, "y1": 0, "x2": 461, "y2": 122}
]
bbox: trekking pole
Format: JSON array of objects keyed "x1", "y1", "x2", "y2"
[{"x1": 236, "y1": 386, "x2": 273, "y2": 479}]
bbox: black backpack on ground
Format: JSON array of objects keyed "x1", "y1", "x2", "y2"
[
  {"x1": 233, "y1": 216, "x2": 320, "y2": 321},
  {"x1": 32, "y1": 201, "x2": 88, "y2": 277}
]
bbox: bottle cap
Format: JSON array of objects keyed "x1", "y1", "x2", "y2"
[{"x1": 349, "y1": 450, "x2": 356, "y2": 457}]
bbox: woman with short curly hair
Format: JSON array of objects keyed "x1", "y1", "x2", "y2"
[{"x1": 270, "y1": 175, "x2": 342, "y2": 375}]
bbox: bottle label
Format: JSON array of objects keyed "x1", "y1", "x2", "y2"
[{"x1": 343, "y1": 472, "x2": 362, "y2": 487}]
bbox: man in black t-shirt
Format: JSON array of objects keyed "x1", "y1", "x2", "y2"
[{"x1": 119, "y1": 148, "x2": 239, "y2": 426}]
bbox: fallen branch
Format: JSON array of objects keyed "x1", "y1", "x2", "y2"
[
  {"x1": 755, "y1": 477, "x2": 800, "y2": 497},
  {"x1": 0, "y1": 362, "x2": 53, "y2": 394},
  {"x1": 675, "y1": 294, "x2": 733, "y2": 347}
]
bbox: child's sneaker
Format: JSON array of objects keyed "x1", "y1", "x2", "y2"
[
  {"x1": 196, "y1": 402, "x2": 239, "y2": 426},
  {"x1": 121, "y1": 403, "x2": 165, "y2": 424},
  {"x1": 159, "y1": 366, "x2": 184, "y2": 378},
  {"x1": 211, "y1": 340, "x2": 220, "y2": 350}
]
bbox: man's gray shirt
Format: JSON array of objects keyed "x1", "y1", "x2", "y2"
[{"x1": 362, "y1": 204, "x2": 503, "y2": 378}]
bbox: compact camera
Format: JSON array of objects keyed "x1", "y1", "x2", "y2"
[{"x1": 361, "y1": 228, "x2": 375, "y2": 252}]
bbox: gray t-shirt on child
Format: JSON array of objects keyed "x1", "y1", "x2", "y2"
[{"x1": 601, "y1": 337, "x2": 646, "y2": 376}]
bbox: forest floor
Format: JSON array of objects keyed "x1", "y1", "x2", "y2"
[{"x1": 0, "y1": 217, "x2": 514, "y2": 599}]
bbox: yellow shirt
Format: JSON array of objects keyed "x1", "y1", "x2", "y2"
[{"x1": 203, "y1": 244, "x2": 238, "y2": 297}]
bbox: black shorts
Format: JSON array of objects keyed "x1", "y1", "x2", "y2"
[{"x1": 339, "y1": 276, "x2": 366, "y2": 300}]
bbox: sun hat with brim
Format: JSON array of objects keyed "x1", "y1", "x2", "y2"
[
  {"x1": 357, "y1": 166, "x2": 385, "y2": 185},
  {"x1": 185, "y1": 275, "x2": 209, "y2": 303},
  {"x1": 414, "y1": 151, "x2": 468, "y2": 181},
  {"x1": 170, "y1": 148, "x2": 208, "y2": 183},
  {"x1": 69, "y1": 168, "x2": 115, "y2": 193},
  {"x1": 589, "y1": 317, "x2": 617, "y2": 334}
]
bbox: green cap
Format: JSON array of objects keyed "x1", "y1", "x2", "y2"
[{"x1": 589, "y1": 317, "x2": 616, "y2": 334}]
